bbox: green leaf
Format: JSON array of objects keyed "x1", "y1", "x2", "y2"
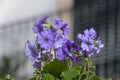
[
  {"x1": 43, "y1": 59, "x2": 68, "y2": 78},
  {"x1": 80, "y1": 71, "x2": 95, "y2": 80},
  {"x1": 5, "y1": 74, "x2": 14, "y2": 80},
  {"x1": 33, "y1": 69, "x2": 41, "y2": 76},
  {"x1": 81, "y1": 72, "x2": 87, "y2": 80},
  {"x1": 73, "y1": 65, "x2": 83, "y2": 74},
  {"x1": 88, "y1": 71, "x2": 95, "y2": 76},
  {"x1": 61, "y1": 69, "x2": 80, "y2": 80},
  {"x1": 91, "y1": 76, "x2": 101, "y2": 80},
  {"x1": 42, "y1": 74, "x2": 55, "y2": 80},
  {"x1": 74, "y1": 65, "x2": 82, "y2": 70}
]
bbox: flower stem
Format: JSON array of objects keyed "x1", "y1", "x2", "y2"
[
  {"x1": 85, "y1": 58, "x2": 90, "y2": 80},
  {"x1": 54, "y1": 49, "x2": 56, "y2": 58},
  {"x1": 40, "y1": 48, "x2": 43, "y2": 80},
  {"x1": 68, "y1": 60, "x2": 72, "y2": 70}
]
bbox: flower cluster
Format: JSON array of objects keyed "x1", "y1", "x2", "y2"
[
  {"x1": 25, "y1": 16, "x2": 104, "y2": 69},
  {"x1": 77, "y1": 28, "x2": 104, "y2": 57}
]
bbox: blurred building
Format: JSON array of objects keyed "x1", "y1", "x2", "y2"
[
  {"x1": 0, "y1": 0, "x2": 120, "y2": 80},
  {"x1": 74, "y1": 0, "x2": 120, "y2": 79},
  {"x1": 0, "y1": 0, "x2": 57, "y2": 79}
]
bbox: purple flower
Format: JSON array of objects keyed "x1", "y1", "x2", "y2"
[
  {"x1": 71, "y1": 41, "x2": 81, "y2": 52},
  {"x1": 77, "y1": 33, "x2": 89, "y2": 43},
  {"x1": 62, "y1": 46, "x2": 77, "y2": 61},
  {"x1": 77, "y1": 28, "x2": 104, "y2": 57},
  {"x1": 52, "y1": 18, "x2": 63, "y2": 30},
  {"x1": 26, "y1": 15, "x2": 105, "y2": 63},
  {"x1": 56, "y1": 43, "x2": 76, "y2": 61},
  {"x1": 65, "y1": 40, "x2": 80, "y2": 52},
  {"x1": 81, "y1": 42, "x2": 90, "y2": 52},
  {"x1": 43, "y1": 15, "x2": 49, "y2": 21},
  {"x1": 37, "y1": 30, "x2": 55, "y2": 49},
  {"x1": 61, "y1": 23, "x2": 70, "y2": 36},
  {"x1": 77, "y1": 33, "x2": 93, "y2": 44},
  {"x1": 86, "y1": 52, "x2": 93, "y2": 57},
  {"x1": 25, "y1": 41, "x2": 39, "y2": 61},
  {"x1": 65, "y1": 40, "x2": 73, "y2": 51},
  {"x1": 86, "y1": 45, "x2": 95, "y2": 57},
  {"x1": 77, "y1": 33, "x2": 83, "y2": 42},
  {"x1": 62, "y1": 45, "x2": 69, "y2": 53},
  {"x1": 81, "y1": 38, "x2": 104, "y2": 57},
  {"x1": 54, "y1": 35, "x2": 67, "y2": 49},
  {"x1": 81, "y1": 42, "x2": 94, "y2": 57},
  {"x1": 84, "y1": 28, "x2": 96, "y2": 39},
  {"x1": 56, "y1": 48, "x2": 65, "y2": 61},
  {"x1": 33, "y1": 61, "x2": 41, "y2": 68},
  {"x1": 51, "y1": 27, "x2": 58, "y2": 36},
  {"x1": 33, "y1": 16, "x2": 49, "y2": 34},
  {"x1": 67, "y1": 52, "x2": 74, "y2": 59},
  {"x1": 33, "y1": 24, "x2": 43, "y2": 34},
  {"x1": 96, "y1": 38, "x2": 104, "y2": 48},
  {"x1": 95, "y1": 38, "x2": 104, "y2": 54}
]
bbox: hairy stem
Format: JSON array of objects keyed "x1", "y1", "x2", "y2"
[
  {"x1": 54, "y1": 49, "x2": 56, "y2": 58},
  {"x1": 85, "y1": 59, "x2": 90, "y2": 80}
]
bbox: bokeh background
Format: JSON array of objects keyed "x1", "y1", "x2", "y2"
[{"x1": 0, "y1": 0, "x2": 120, "y2": 80}]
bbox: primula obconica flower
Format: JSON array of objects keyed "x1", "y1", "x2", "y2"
[
  {"x1": 52, "y1": 18, "x2": 63, "y2": 29},
  {"x1": 61, "y1": 22, "x2": 70, "y2": 36},
  {"x1": 54, "y1": 35, "x2": 67, "y2": 49},
  {"x1": 33, "y1": 61, "x2": 41, "y2": 68},
  {"x1": 37, "y1": 30, "x2": 55, "y2": 49},
  {"x1": 84, "y1": 28, "x2": 96, "y2": 39},
  {"x1": 56, "y1": 48, "x2": 65, "y2": 61},
  {"x1": 25, "y1": 16, "x2": 104, "y2": 69},
  {"x1": 95, "y1": 38, "x2": 104, "y2": 54},
  {"x1": 25, "y1": 41, "x2": 39, "y2": 61},
  {"x1": 33, "y1": 15, "x2": 49, "y2": 34},
  {"x1": 77, "y1": 28, "x2": 104, "y2": 57}
]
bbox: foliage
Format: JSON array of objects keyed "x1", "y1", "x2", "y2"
[
  {"x1": 27, "y1": 58, "x2": 111, "y2": 80},
  {"x1": 43, "y1": 59, "x2": 68, "y2": 78},
  {"x1": 0, "y1": 74, "x2": 14, "y2": 80}
]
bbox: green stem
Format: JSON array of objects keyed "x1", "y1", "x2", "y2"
[
  {"x1": 85, "y1": 59, "x2": 90, "y2": 80},
  {"x1": 84, "y1": 65, "x2": 86, "y2": 72},
  {"x1": 39, "y1": 48, "x2": 43, "y2": 80},
  {"x1": 68, "y1": 60, "x2": 72, "y2": 70},
  {"x1": 79, "y1": 74, "x2": 81, "y2": 80},
  {"x1": 40, "y1": 49, "x2": 42, "y2": 70},
  {"x1": 54, "y1": 49, "x2": 56, "y2": 58}
]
